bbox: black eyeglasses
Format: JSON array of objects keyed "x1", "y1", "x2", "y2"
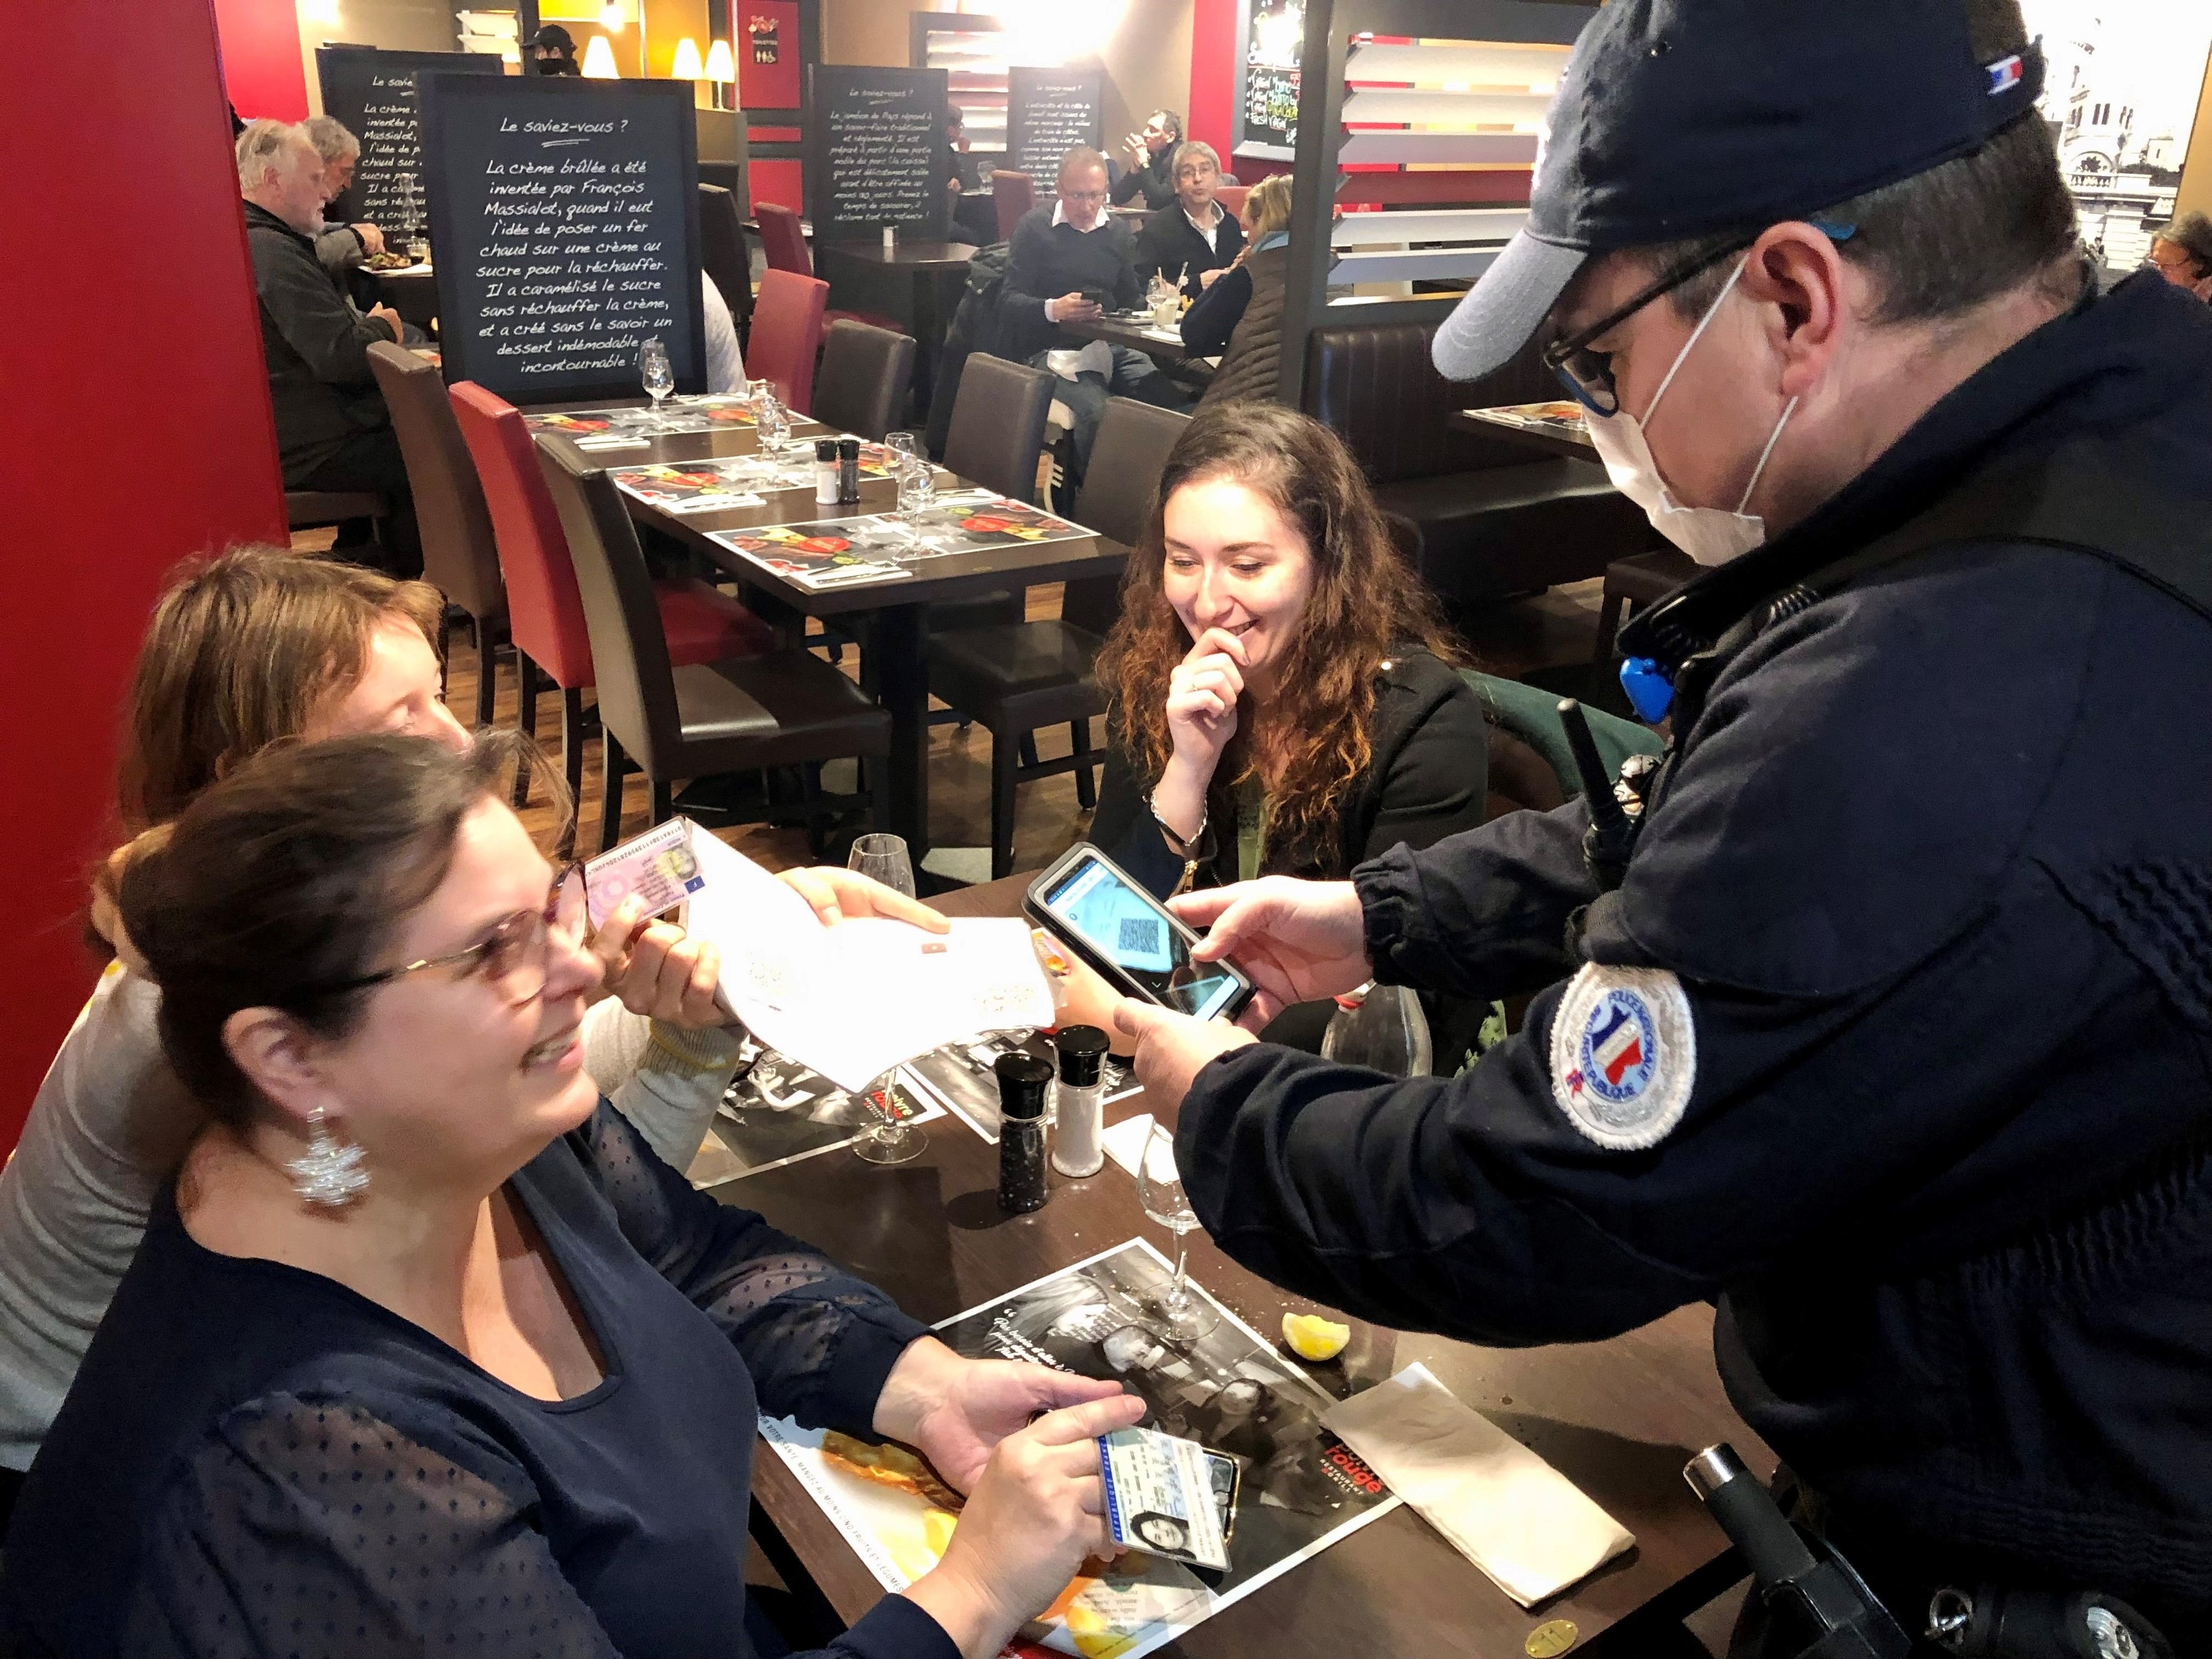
[
  {"x1": 324, "y1": 864, "x2": 588, "y2": 1005},
  {"x1": 1542, "y1": 238, "x2": 1756, "y2": 417}
]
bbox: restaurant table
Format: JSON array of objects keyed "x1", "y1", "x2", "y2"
[
  {"x1": 539, "y1": 413, "x2": 1126, "y2": 860},
  {"x1": 367, "y1": 262, "x2": 439, "y2": 329},
  {"x1": 1058, "y1": 311, "x2": 1218, "y2": 377},
  {"x1": 719, "y1": 873, "x2": 1769, "y2": 1657},
  {"x1": 817, "y1": 239, "x2": 979, "y2": 416},
  {"x1": 1450, "y1": 404, "x2": 1598, "y2": 463}
]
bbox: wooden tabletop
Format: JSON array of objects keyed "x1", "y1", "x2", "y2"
[
  {"x1": 1059, "y1": 312, "x2": 1209, "y2": 368},
  {"x1": 1450, "y1": 405, "x2": 1599, "y2": 463},
  {"x1": 820, "y1": 239, "x2": 979, "y2": 273},
  {"x1": 537, "y1": 413, "x2": 1128, "y2": 619},
  {"x1": 727, "y1": 874, "x2": 1769, "y2": 1656}
]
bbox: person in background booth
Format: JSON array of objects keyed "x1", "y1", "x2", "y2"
[
  {"x1": 1001, "y1": 146, "x2": 1190, "y2": 472},
  {"x1": 237, "y1": 120, "x2": 418, "y2": 575},
  {"x1": 528, "y1": 21, "x2": 582, "y2": 74},
  {"x1": 2148, "y1": 211, "x2": 2212, "y2": 299},
  {"x1": 1089, "y1": 403, "x2": 1490, "y2": 1067},
  {"x1": 1181, "y1": 172, "x2": 1294, "y2": 407},
  {"x1": 1, "y1": 735, "x2": 1147, "y2": 1659},
  {"x1": 940, "y1": 106, "x2": 998, "y2": 246},
  {"x1": 300, "y1": 114, "x2": 385, "y2": 275},
  {"x1": 1111, "y1": 109, "x2": 1182, "y2": 211},
  {"x1": 0, "y1": 548, "x2": 926, "y2": 1519},
  {"x1": 1135, "y1": 140, "x2": 1245, "y2": 301}
]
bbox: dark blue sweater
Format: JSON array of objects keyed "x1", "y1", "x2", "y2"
[
  {"x1": 998, "y1": 206, "x2": 1141, "y2": 360},
  {"x1": 2, "y1": 1101, "x2": 944, "y2": 1659}
]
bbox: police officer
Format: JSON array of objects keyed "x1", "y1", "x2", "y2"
[
  {"x1": 526, "y1": 22, "x2": 582, "y2": 75},
  {"x1": 1112, "y1": 0, "x2": 2212, "y2": 1647}
]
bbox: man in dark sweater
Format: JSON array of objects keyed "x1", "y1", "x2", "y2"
[
  {"x1": 1000, "y1": 147, "x2": 1189, "y2": 471},
  {"x1": 1135, "y1": 140, "x2": 1244, "y2": 300},
  {"x1": 237, "y1": 122, "x2": 418, "y2": 575},
  {"x1": 1110, "y1": 110, "x2": 1181, "y2": 211}
]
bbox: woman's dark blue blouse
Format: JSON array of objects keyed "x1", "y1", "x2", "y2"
[{"x1": 0, "y1": 1101, "x2": 950, "y2": 1659}]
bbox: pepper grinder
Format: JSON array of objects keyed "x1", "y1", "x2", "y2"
[
  {"x1": 995, "y1": 1052, "x2": 1053, "y2": 1213},
  {"x1": 1049, "y1": 1025, "x2": 1110, "y2": 1178},
  {"x1": 836, "y1": 436, "x2": 861, "y2": 503}
]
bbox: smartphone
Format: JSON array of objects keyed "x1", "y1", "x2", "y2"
[
  {"x1": 1023, "y1": 844, "x2": 1255, "y2": 1023},
  {"x1": 1203, "y1": 1448, "x2": 1241, "y2": 1545}
]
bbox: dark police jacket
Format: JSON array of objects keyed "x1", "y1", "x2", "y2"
[
  {"x1": 242, "y1": 201, "x2": 398, "y2": 481},
  {"x1": 1175, "y1": 271, "x2": 2212, "y2": 1629}
]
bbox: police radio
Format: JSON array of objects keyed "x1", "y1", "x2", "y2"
[{"x1": 1558, "y1": 699, "x2": 1644, "y2": 890}]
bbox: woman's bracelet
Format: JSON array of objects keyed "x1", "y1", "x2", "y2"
[{"x1": 1146, "y1": 791, "x2": 1207, "y2": 859}]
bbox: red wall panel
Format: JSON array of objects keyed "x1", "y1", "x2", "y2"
[
  {"x1": 0, "y1": 1, "x2": 286, "y2": 1153},
  {"x1": 211, "y1": 0, "x2": 310, "y2": 120},
  {"x1": 1189, "y1": 0, "x2": 1237, "y2": 161}
]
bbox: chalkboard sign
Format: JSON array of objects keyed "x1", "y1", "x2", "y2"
[
  {"x1": 805, "y1": 65, "x2": 949, "y2": 241},
  {"x1": 315, "y1": 47, "x2": 501, "y2": 241},
  {"x1": 421, "y1": 76, "x2": 706, "y2": 404},
  {"x1": 1006, "y1": 67, "x2": 1104, "y2": 184},
  {"x1": 1233, "y1": 0, "x2": 1302, "y2": 161}
]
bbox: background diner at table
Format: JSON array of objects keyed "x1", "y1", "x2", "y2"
[{"x1": 14, "y1": 0, "x2": 2212, "y2": 1654}]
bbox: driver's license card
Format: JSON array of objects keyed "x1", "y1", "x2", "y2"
[
  {"x1": 584, "y1": 818, "x2": 706, "y2": 930},
  {"x1": 1098, "y1": 1427, "x2": 1231, "y2": 1571}
]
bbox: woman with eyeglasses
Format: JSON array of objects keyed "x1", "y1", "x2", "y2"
[
  {"x1": 1, "y1": 735, "x2": 1143, "y2": 1659},
  {"x1": 0, "y1": 547, "x2": 928, "y2": 1513}
]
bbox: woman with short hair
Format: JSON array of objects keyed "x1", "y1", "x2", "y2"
[{"x1": 2, "y1": 735, "x2": 1142, "y2": 1658}]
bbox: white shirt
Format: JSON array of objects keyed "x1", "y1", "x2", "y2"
[
  {"x1": 1051, "y1": 198, "x2": 1109, "y2": 234},
  {"x1": 702, "y1": 276, "x2": 746, "y2": 396},
  {"x1": 1183, "y1": 202, "x2": 1223, "y2": 253}
]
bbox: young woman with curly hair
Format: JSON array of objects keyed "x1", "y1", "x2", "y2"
[{"x1": 1089, "y1": 404, "x2": 1491, "y2": 1063}]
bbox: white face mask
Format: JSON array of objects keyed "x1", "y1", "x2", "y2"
[{"x1": 1582, "y1": 259, "x2": 1799, "y2": 567}]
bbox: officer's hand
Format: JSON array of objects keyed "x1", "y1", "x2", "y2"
[
  {"x1": 1114, "y1": 999, "x2": 1256, "y2": 1113},
  {"x1": 1169, "y1": 878, "x2": 1370, "y2": 1028}
]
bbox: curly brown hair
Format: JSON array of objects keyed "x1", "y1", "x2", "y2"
[{"x1": 1093, "y1": 404, "x2": 1462, "y2": 869}]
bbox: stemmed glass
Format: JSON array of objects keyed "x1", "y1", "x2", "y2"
[
  {"x1": 1135, "y1": 1121, "x2": 1218, "y2": 1339},
  {"x1": 639, "y1": 338, "x2": 674, "y2": 430},
  {"x1": 752, "y1": 385, "x2": 792, "y2": 455},
  {"x1": 885, "y1": 431, "x2": 934, "y2": 558},
  {"x1": 847, "y1": 834, "x2": 927, "y2": 1165}
]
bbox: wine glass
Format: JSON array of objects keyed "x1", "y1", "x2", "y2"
[
  {"x1": 752, "y1": 386, "x2": 791, "y2": 455},
  {"x1": 639, "y1": 338, "x2": 674, "y2": 430},
  {"x1": 1135, "y1": 1121, "x2": 1218, "y2": 1339},
  {"x1": 847, "y1": 834, "x2": 927, "y2": 1165}
]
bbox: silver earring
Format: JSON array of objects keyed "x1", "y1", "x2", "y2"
[{"x1": 288, "y1": 1105, "x2": 369, "y2": 1207}]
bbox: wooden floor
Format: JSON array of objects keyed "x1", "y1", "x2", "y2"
[{"x1": 296, "y1": 529, "x2": 1604, "y2": 874}]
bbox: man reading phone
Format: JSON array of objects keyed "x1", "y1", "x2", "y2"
[{"x1": 1000, "y1": 146, "x2": 1191, "y2": 473}]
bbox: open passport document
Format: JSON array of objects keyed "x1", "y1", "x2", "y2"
[{"x1": 586, "y1": 819, "x2": 1055, "y2": 1093}]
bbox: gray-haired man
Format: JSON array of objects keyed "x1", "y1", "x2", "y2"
[{"x1": 300, "y1": 114, "x2": 386, "y2": 275}]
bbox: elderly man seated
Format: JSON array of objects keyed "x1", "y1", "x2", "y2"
[
  {"x1": 301, "y1": 115, "x2": 386, "y2": 276},
  {"x1": 238, "y1": 120, "x2": 419, "y2": 575},
  {"x1": 1000, "y1": 146, "x2": 1190, "y2": 472},
  {"x1": 2149, "y1": 212, "x2": 2212, "y2": 300},
  {"x1": 1135, "y1": 140, "x2": 1245, "y2": 301}
]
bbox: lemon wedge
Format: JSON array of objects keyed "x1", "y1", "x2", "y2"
[{"x1": 1280, "y1": 1312, "x2": 1350, "y2": 1362}]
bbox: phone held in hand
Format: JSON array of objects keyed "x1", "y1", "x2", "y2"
[{"x1": 1022, "y1": 843, "x2": 1256, "y2": 1023}]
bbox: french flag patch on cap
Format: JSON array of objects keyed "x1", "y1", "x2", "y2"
[{"x1": 1987, "y1": 53, "x2": 2024, "y2": 94}]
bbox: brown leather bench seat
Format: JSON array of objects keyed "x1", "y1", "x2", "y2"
[{"x1": 1303, "y1": 319, "x2": 1652, "y2": 620}]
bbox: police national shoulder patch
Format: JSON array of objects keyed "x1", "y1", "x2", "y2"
[{"x1": 1548, "y1": 964, "x2": 1696, "y2": 1151}]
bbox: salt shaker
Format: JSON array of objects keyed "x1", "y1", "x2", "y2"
[
  {"x1": 836, "y1": 436, "x2": 861, "y2": 503},
  {"x1": 995, "y1": 1052, "x2": 1053, "y2": 1213},
  {"x1": 1049, "y1": 1025, "x2": 1109, "y2": 1178},
  {"x1": 813, "y1": 438, "x2": 838, "y2": 505}
]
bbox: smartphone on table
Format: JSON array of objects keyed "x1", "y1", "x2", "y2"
[{"x1": 1023, "y1": 844, "x2": 1255, "y2": 1023}]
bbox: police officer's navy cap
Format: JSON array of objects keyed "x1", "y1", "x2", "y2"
[{"x1": 1433, "y1": 0, "x2": 2046, "y2": 382}]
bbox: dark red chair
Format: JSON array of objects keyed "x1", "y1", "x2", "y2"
[
  {"x1": 753, "y1": 201, "x2": 906, "y2": 341},
  {"x1": 1215, "y1": 184, "x2": 1250, "y2": 219},
  {"x1": 992, "y1": 170, "x2": 1036, "y2": 241},
  {"x1": 448, "y1": 380, "x2": 775, "y2": 832},
  {"x1": 748, "y1": 268, "x2": 830, "y2": 414}
]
